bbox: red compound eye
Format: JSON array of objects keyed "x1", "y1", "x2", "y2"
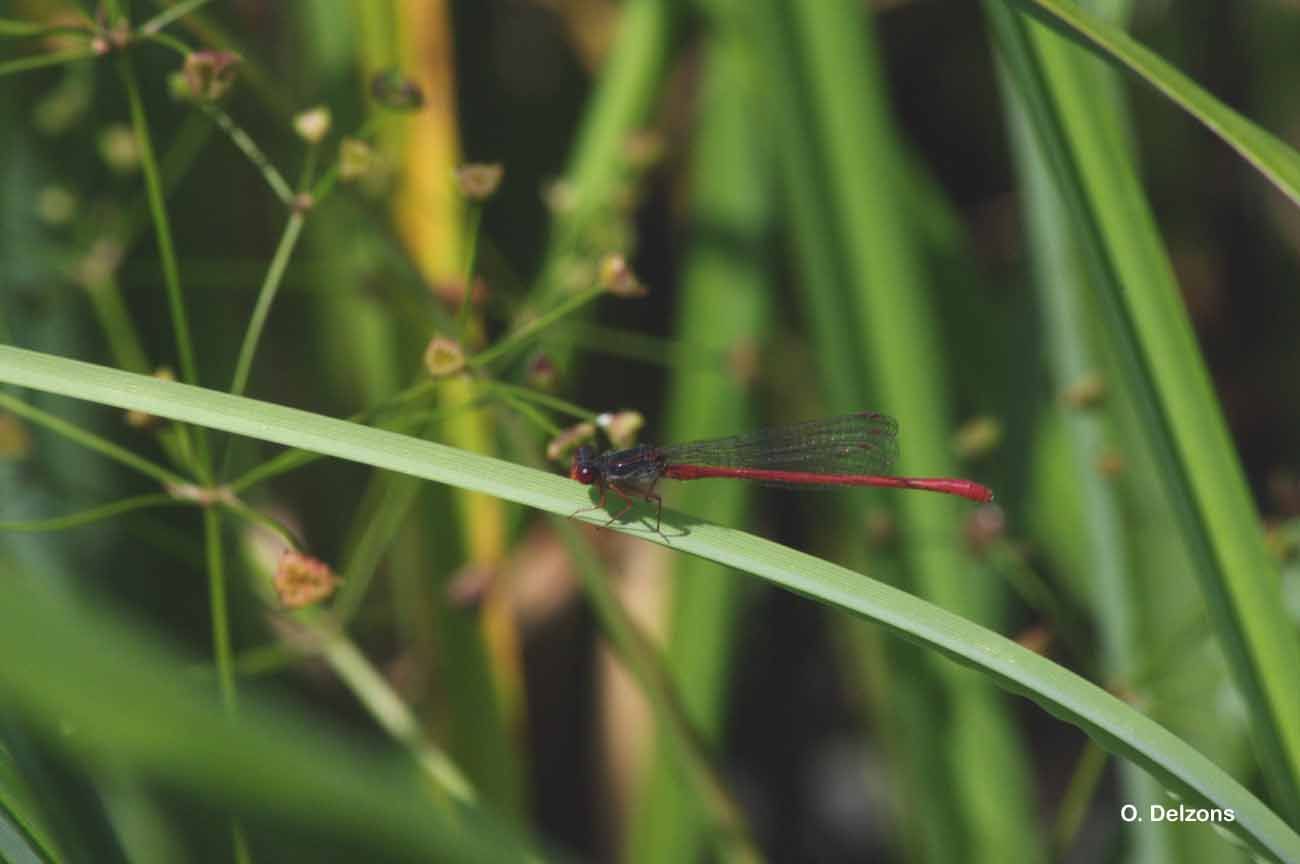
[{"x1": 570, "y1": 446, "x2": 599, "y2": 485}]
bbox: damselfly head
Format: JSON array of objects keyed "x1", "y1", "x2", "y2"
[{"x1": 570, "y1": 445, "x2": 599, "y2": 485}]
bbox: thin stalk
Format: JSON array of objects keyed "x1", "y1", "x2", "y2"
[
  {"x1": 532, "y1": 0, "x2": 678, "y2": 307},
  {"x1": 0, "y1": 494, "x2": 185, "y2": 532},
  {"x1": 315, "y1": 625, "x2": 475, "y2": 805},
  {"x1": 199, "y1": 102, "x2": 294, "y2": 204},
  {"x1": 468, "y1": 286, "x2": 605, "y2": 369},
  {"x1": 560, "y1": 522, "x2": 762, "y2": 864},
  {"x1": 483, "y1": 381, "x2": 595, "y2": 422},
  {"x1": 228, "y1": 211, "x2": 306, "y2": 398},
  {"x1": 328, "y1": 473, "x2": 425, "y2": 626},
  {"x1": 309, "y1": 115, "x2": 380, "y2": 200},
  {"x1": 138, "y1": 0, "x2": 216, "y2": 37},
  {"x1": 138, "y1": 29, "x2": 189, "y2": 56},
  {"x1": 0, "y1": 47, "x2": 97, "y2": 77},
  {"x1": 0, "y1": 391, "x2": 186, "y2": 487},
  {"x1": 218, "y1": 498, "x2": 303, "y2": 551},
  {"x1": 456, "y1": 204, "x2": 484, "y2": 338},
  {"x1": 117, "y1": 51, "x2": 209, "y2": 476},
  {"x1": 117, "y1": 54, "x2": 198, "y2": 388},
  {"x1": 201, "y1": 506, "x2": 249, "y2": 861},
  {"x1": 84, "y1": 275, "x2": 152, "y2": 374},
  {"x1": 0, "y1": 19, "x2": 91, "y2": 38},
  {"x1": 1051, "y1": 741, "x2": 1108, "y2": 856},
  {"x1": 235, "y1": 643, "x2": 306, "y2": 678},
  {"x1": 204, "y1": 508, "x2": 237, "y2": 710},
  {"x1": 496, "y1": 391, "x2": 561, "y2": 437}
]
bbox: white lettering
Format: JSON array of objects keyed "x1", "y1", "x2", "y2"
[{"x1": 1149, "y1": 804, "x2": 1235, "y2": 823}]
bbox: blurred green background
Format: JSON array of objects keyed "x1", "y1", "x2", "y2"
[{"x1": 3, "y1": 0, "x2": 1300, "y2": 862}]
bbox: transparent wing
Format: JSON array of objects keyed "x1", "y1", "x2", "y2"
[{"x1": 659, "y1": 412, "x2": 899, "y2": 485}]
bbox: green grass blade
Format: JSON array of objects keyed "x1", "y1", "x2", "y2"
[
  {"x1": 535, "y1": 0, "x2": 678, "y2": 304},
  {"x1": 1013, "y1": 0, "x2": 1300, "y2": 207},
  {"x1": 999, "y1": 21, "x2": 1182, "y2": 860},
  {"x1": 0, "y1": 741, "x2": 66, "y2": 864},
  {"x1": 628, "y1": 28, "x2": 771, "y2": 864},
  {"x1": 1, "y1": 348, "x2": 1298, "y2": 859},
  {"x1": 987, "y1": 1, "x2": 1300, "y2": 824},
  {"x1": 756, "y1": 0, "x2": 1042, "y2": 857},
  {"x1": 0, "y1": 571, "x2": 540, "y2": 863}
]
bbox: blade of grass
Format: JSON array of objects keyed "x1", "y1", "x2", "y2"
[
  {"x1": 1, "y1": 348, "x2": 1298, "y2": 860},
  {"x1": 755, "y1": 0, "x2": 1044, "y2": 858},
  {"x1": 998, "y1": 15, "x2": 1178, "y2": 858},
  {"x1": 743, "y1": 0, "x2": 1004, "y2": 852},
  {"x1": 628, "y1": 29, "x2": 771, "y2": 864},
  {"x1": 0, "y1": 736, "x2": 67, "y2": 864},
  {"x1": 1011, "y1": 0, "x2": 1300, "y2": 207},
  {"x1": 987, "y1": 0, "x2": 1300, "y2": 824},
  {"x1": 562, "y1": 522, "x2": 760, "y2": 864},
  {"x1": 0, "y1": 570, "x2": 541, "y2": 863}
]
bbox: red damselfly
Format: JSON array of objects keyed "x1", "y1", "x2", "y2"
[{"x1": 569, "y1": 411, "x2": 993, "y2": 532}]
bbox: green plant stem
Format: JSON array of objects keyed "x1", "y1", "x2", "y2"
[
  {"x1": 484, "y1": 382, "x2": 594, "y2": 422},
  {"x1": 138, "y1": 29, "x2": 190, "y2": 56},
  {"x1": 204, "y1": 508, "x2": 237, "y2": 711},
  {"x1": 220, "y1": 208, "x2": 308, "y2": 481},
  {"x1": 0, "y1": 47, "x2": 97, "y2": 77},
  {"x1": 228, "y1": 211, "x2": 306, "y2": 398},
  {"x1": 296, "y1": 145, "x2": 319, "y2": 199},
  {"x1": 534, "y1": 0, "x2": 678, "y2": 305},
  {"x1": 495, "y1": 390, "x2": 561, "y2": 438},
  {"x1": 117, "y1": 55, "x2": 197, "y2": 388},
  {"x1": 0, "y1": 391, "x2": 186, "y2": 487},
  {"x1": 456, "y1": 204, "x2": 483, "y2": 339},
  {"x1": 0, "y1": 494, "x2": 185, "y2": 532},
  {"x1": 117, "y1": 50, "x2": 209, "y2": 477},
  {"x1": 84, "y1": 276, "x2": 152, "y2": 375},
  {"x1": 138, "y1": 0, "x2": 216, "y2": 35},
  {"x1": 202, "y1": 503, "x2": 250, "y2": 861},
  {"x1": 0, "y1": 19, "x2": 91, "y2": 38},
  {"x1": 1051, "y1": 741, "x2": 1108, "y2": 856},
  {"x1": 218, "y1": 498, "x2": 302, "y2": 551},
  {"x1": 309, "y1": 116, "x2": 380, "y2": 200},
  {"x1": 328, "y1": 473, "x2": 425, "y2": 625},
  {"x1": 312, "y1": 622, "x2": 475, "y2": 805},
  {"x1": 560, "y1": 522, "x2": 761, "y2": 864},
  {"x1": 199, "y1": 102, "x2": 294, "y2": 204},
  {"x1": 468, "y1": 286, "x2": 605, "y2": 369},
  {"x1": 234, "y1": 643, "x2": 305, "y2": 678}
]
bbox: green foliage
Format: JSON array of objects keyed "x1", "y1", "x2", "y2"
[{"x1": 3, "y1": 2, "x2": 1300, "y2": 862}]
